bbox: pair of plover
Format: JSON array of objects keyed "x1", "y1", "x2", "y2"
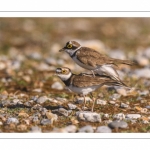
[{"x1": 55, "y1": 41, "x2": 134, "y2": 112}]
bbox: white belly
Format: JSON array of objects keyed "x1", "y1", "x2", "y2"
[{"x1": 67, "y1": 85, "x2": 101, "y2": 95}]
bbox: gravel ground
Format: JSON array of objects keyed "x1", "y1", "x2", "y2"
[{"x1": 0, "y1": 18, "x2": 150, "y2": 133}]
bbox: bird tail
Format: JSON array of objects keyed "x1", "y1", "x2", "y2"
[{"x1": 114, "y1": 59, "x2": 136, "y2": 66}]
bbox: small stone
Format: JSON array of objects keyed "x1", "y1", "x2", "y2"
[
  {"x1": 76, "y1": 111, "x2": 101, "y2": 122},
  {"x1": 39, "y1": 108, "x2": 48, "y2": 116},
  {"x1": 51, "y1": 82, "x2": 63, "y2": 90},
  {"x1": 110, "y1": 94, "x2": 121, "y2": 101},
  {"x1": 41, "y1": 119, "x2": 52, "y2": 125},
  {"x1": 120, "y1": 103, "x2": 129, "y2": 108},
  {"x1": 68, "y1": 103, "x2": 77, "y2": 110},
  {"x1": 108, "y1": 120, "x2": 128, "y2": 129},
  {"x1": 75, "y1": 96, "x2": 92, "y2": 104},
  {"x1": 6, "y1": 117, "x2": 19, "y2": 124},
  {"x1": 134, "y1": 55, "x2": 149, "y2": 66},
  {"x1": 46, "y1": 112, "x2": 58, "y2": 123},
  {"x1": 141, "y1": 108, "x2": 148, "y2": 113},
  {"x1": 28, "y1": 52, "x2": 42, "y2": 60},
  {"x1": 64, "y1": 125, "x2": 77, "y2": 133},
  {"x1": 96, "y1": 126, "x2": 112, "y2": 133},
  {"x1": 29, "y1": 126, "x2": 42, "y2": 133},
  {"x1": 103, "y1": 113, "x2": 109, "y2": 119},
  {"x1": 32, "y1": 116, "x2": 40, "y2": 124},
  {"x1": 0, "y1": 121, "x2": 3, "y2": 126},
  {"x1": 17, "y1": 124, "x2": 27, "y2": 131},
  {"x1": 133, "y1": 68, "x2": 150, "y2": 79},
  {"x1": 55, "y1": 97, "x2": 67, "y2": 103},
  {"x1": 18, "y1": 112, "x2": 29, "y2": 118},
  {"x1": 138, "y1": 90, "x2": 149, "y2": 96},
  {"x1": 71, "y1": 117, "x2": 79, "y2": 124},
  {"x1": 109, "y1": 101, "x2": 116, "y2": 104},
  {"x1": 146, "y1": 106, "x2": 150, "y2": 109},
  {"x1": 45, "y1": 58, "x2": 57, "y2": 65},
  {"x1": 126, "y1": 114, "x2": 141, "y2": 119},
  {"x1": 78, "y1": 125, "x2": 94, "y2": 133},
  {"x1": 113, "y1": 113, "x2": 125, "y2": 120},
  {"x1": 37, "y1": 96, "x2": 48, "y2": 104},
  {"x1": 1, "y1": 100, "x2": 10, "y2": 107},
  {"x1": 143, "y1": 47, "x2": 150, "y2": 59},
  {"x1": 52, "y1": 108, "x2": 69, "y2": 117},
  {"x1": 115, "y1": 87, "x2": 127, "y2": 96},
  {"x1": 96, "y1": 99, "x2": 107, "y2": 105}
]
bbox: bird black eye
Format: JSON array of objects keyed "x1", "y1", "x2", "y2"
[{"x1": 67, "y1": 43, "x2": 72, "y2": 49}]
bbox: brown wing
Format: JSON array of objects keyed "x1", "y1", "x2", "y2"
[
  {"x1": 76, "y1": 47, "x2": 114, "y2": 67},
  {"x1": 72, "y1": 74, "x2": 115, "y2": 87},
  {"x1": 76, "y1": 47, "x2": 135, "y2": 66}
]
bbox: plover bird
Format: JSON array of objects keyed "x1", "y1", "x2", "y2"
[
  {"x1": 55, "y1": 67, "x2": 127, "y2": 112},
  {"x1": 59, "y1": 41, "x2": 135, "y2": 82}
]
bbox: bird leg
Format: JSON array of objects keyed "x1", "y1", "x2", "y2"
[
  {"x1": 83, "y1": 95, "x2": 86, "y2": 110},
  {"x1": 90, "y1": 93, "x2": 96, "y2": 112},
  {"x1": 91, "y1": 70, "x2": 95, "y2": 77}
]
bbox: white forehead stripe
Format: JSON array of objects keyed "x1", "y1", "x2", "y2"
[{"x1": 56, "y1": 68, "x2": 62, "y2": 73}]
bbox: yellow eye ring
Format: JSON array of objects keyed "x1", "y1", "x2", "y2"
[
  {"x1": 67, "y1": 44, "x2": 72, "y2": 49},
  {"x1": 62, "y1": 70, "x2": 67, "y2": 74}
]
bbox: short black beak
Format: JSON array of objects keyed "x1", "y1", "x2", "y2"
[{"x1": 59, "y1": 48, "x2": 65, "y2": 52}]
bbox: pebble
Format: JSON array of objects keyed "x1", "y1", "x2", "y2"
[
  {"x1": 40, "y1": 108, "x2": 48, "y2": 116},
  {"x1": 55, "y1": 97, "x2": 67, "y2": 103},
  {"x1": 29, "y1": 126, "x2": 42, "y2": 133},
  {"x1": 51, "y1": 82, "x2": 63, "y2": 90},
  {"x1": 17, "y1": 124, "x2": 27, "y2": 131},
  {"x1": 143, "y1": 47, "x2": 150, "y2": 59},
  {"x1": 32, "y1": 116, "x2": 40, "y2": 124},
  {"x1": 115, "y1": 87, "x2": 127, "y2": 96},
  {"x1": 52, "y1": 108, "x2": 69, "y2": 117},
  {"x1": 96, "y1": 99, "x2": 107, "y2": 105},
  {"x1": 120, "y1": 103, "x2": 129, "y2": 108},
  {"x1": 6, "y1": 117, "x2": 19, "y2": 124},
  {"x1": 113, "y1": 113, "x2": 125, "y2": 120},
  {"x1": 134, "y1": 55, "x2": 149, "y2": 66},
  {"x1": 45, "y1": 57, "x2": 57, "y2": 65},
  {"x1": 46, "y1": 112, "x2": 58, "y2": 123},
  {"x1": 126, "y1": 114, "x2": 141, "y2": 119},
  {"x1": 133, "y1": 68, "x2": 150, "y2": 78},
  {"x1": 28, "y1": 52, "x2": 42, "y2": 60},
  {"x1": 41, "y1": 119, "x2": 52, "y2": 125},
  {"x1": 0, "y1": 121, "x2": 3, "y2": 126},
  {"x1": 108, "y1": 120, "x2": 128, "y2": 129},
  {"x1": 1, "y1": 100, "x2": 10, "y2": 107},
  {"x1": 96, "y1": 126, "x2": 112, "y2": 133},
  {"x1": 75, "y1": 96, "x2": 92, "y2": 104},
  {"x1": 103, "y1": 113, "x2": 109, "y2": 119},
  {"x1": 0, "y1": 94, "x2": 8, "y2": 100},
  {"x1": 37, "y1": 96, "x2": 48, "y2": 104},
  {"x1": 78, "y1": 125, "x2": 94, "y2": 133},
  {"x1": 18, "y1": 112, "x2": 29, "y2": 118},
  {"x1": 146, "y1": 106, "x2": 150, "y2": 109},
  {"x1": 110, "y1": 94, "x2": 121, "y2": 101},
  {"x1": 76, "y1": 111, "x2": 101, "y2": 122},
  {"x1": 138, "y1": 90, "x2": 149, "y2": 96},
  {"x1": 63, "y1": 125, "x2": 77, "y2": 133},
  {"x1": 68, "y1": 103, "x2": 77, "y2": 110},
  {"x1": 109, "y1": 101, "x2": 116, "y2": 104}
]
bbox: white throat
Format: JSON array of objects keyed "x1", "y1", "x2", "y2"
[
  {"x1": 58, "y1": 72, "x2": 72, "y2": 81},
  {"x1": 66, "y1": 46, "x2": 82, "y2": 57}
]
